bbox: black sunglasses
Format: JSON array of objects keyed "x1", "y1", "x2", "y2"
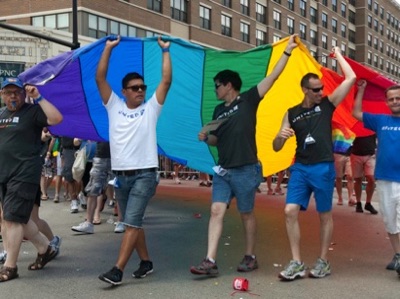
[
  {"x1": 215, "y1": 83, "x2": 222, "y2": 89},
  {"x1": 126, "y1": 84, "x2": 147, "y2": 92},
  {"x1": 307, "y1": 86, "x2": 324, "y2": 93}
]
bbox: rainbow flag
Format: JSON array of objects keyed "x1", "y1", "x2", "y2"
[{"x1": 19, "y1": 36, "x2": 394, "y2": 176}]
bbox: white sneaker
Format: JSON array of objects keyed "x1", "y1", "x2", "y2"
[
  {"x1": 72, "y1": 221, "x2": 94, "y2": 234},
  {"x1": 114, "y1": 222, "x2": 125, "y2": 233},
  {"x1": 70, "y1": 199, "x2": 79, "y2": 213},
  {"x1": 78, "y1": 192, "x2": 87, "y2": 209}
]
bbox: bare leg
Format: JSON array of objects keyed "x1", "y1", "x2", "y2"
[
  {"x1": 285, "y1": 204, "x2": 301, "y2": 261},
  {"x1": 319, "y1": 211, "x2": 333, "y2": 261},
  {"x1": 365, "y1": 175, "x2": 375, "y2": 204},
  {"x1": 388, "y1": 233, "x2": 400, "y2": 254},
  {"x1": 240, "y1": 211, "x2": 257, "y2": 255},
  {"x1": 206, "y1": 202, "x2": 227, "y2": 260},
  {"x1": 30, "y1": 204, "x2": 54, "y2": 241}
]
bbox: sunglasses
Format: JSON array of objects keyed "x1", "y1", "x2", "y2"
[
  {"x1": 125, "y1": 84, "x2": 147, "y2": 92},
  {"x1": 2, "y1": 89, "x2": 25, "y2": 96},
  {"x1": 387, "y1": 96, "x2": 400, "y2": 103},
  {"x1": 307, "y1": 86, "x2": 324, "y2": 93},
  {"x1": 215, "y1": 83, "x2": 222, "y2": 89}
]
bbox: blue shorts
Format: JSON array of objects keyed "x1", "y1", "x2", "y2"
[
  {"x1": 212, "y1": 163, "x2": 261, "y2": 213},
  {"x1": 114, "y1": 169, "x2": 158, "y2": 228},
  {"x1": 286, "y1": 162, "x2": 335, "y2": 213}
]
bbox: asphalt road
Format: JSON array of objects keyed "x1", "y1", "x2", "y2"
[{"x1": 1, "y1": 179, "x2": 398, "y2": 299}]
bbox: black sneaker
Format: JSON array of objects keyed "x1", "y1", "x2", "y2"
[
  {"x1": 355, "y1": 202, "x2": 363, "y2": 213},
  {"x1": 386, "y1": 253, "x2": 400, "y2": 270},
  {"x1": 237, "y1": 255, "x2": 259, "y2": 272},
  {"x1": 364, "y1": 203, "x2": 378, "y2": 215},
  {"x1": 133, "y1": 260, "x2": 153, "y2": 278},
  {"x1": 99, "y1": 266, "x2": 123, "y2": 285}
]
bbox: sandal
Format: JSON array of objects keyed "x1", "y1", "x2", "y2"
[
  {"x1": 41, "y1": 194, "x2": 49, "y2": 201},
  {"x1": 28, "y1": 245, "x2": 57, "y2": 270},
  {"x1": 93, "y1": 218, "x2": 102, "y2": 225},
  {"x1": 0, "y1": 266, "x2": 19, "y2": 282}
]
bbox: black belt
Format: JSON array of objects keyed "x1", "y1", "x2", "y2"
[{"x1": 113, "y1": 168, "x2": 157, "y2": 176}]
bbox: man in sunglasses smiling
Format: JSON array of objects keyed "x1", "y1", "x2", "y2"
[
  {"x1": 96, "y1": 35, "x2": 171, "y2": 286},
  {"x1": 273, "y1": 47, "x2": 356, "y2": 280}
]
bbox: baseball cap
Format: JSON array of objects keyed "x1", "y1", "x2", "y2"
[{"x1": 1, "y1": 78, "x2": 24, "y2": 89}]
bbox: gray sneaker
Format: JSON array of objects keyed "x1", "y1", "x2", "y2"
[
  {"x1": 279, "y1": 260, "x2": 305, "y2": 281},
  {"x1": 386, "y1": 253, "x2": 400, "y2": 270},
  {"x1": 309, "y1": 258, "x2": 331, "y2": 278}
]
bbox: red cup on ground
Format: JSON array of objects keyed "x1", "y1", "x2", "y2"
[{"x1": 232, "y1": 277, "x2": 249, "y2": 291}]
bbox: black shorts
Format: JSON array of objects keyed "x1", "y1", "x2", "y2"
[
  {"x1": 62, "y1": 148, "x2": 76, "y2": 182},
  {"x1": 0, "y1": 180, "x2": 39, "y2": 224}
]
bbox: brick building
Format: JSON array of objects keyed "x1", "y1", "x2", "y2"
[{"x1": 0, "y1": 0, "x2": 399, "y2": 82}]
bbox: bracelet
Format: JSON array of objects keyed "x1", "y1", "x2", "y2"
[
  {"x1": 33, "y1": 95, "x2": 43, "y2": 104},
  {"x1": 283, "y1": 51, "x2": 291, "y2": 57},
  {"x1": 162, "y1": 48, "x2": 170, "y2": 53}
]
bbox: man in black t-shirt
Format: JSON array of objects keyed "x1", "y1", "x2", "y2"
[
  {"x1": 190, "y1": 35, "x2": 298, "y2": 276},
  {"x1": 273, "y1": 47, "x2": 356, "y2": 280},
  {"x1": 0, "y1": 78, "x2": 62, "y2": 282}
]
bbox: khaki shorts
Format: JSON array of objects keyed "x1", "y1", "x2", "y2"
[
  {"x1": 350, "y1": 154, "x2": 375, "y2": 178},
  {"x1": 334, "y1": 153, "x2": 352, "y2": 178},
  {"x1": 376, "y1": 180, "x2": 400, "y2": 234}
]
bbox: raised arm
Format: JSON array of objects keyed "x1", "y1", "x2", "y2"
[
  {"x1": 25, "y1": 85, "x2": 63, "y2": 126},
  {"x1": 155, "y1": 36, "x2": 172, "y2": 105},
  {"x1": 257, "y1": 34, "x2": 298, "y2": 98},
  {"x1": 328, "y1": 47, "x2": 357, "y2": 106},
  {"x1": 352, "y1": 79, "x2": 367, "y2": 121},
  {"x1": 272, "y1": 112, "x2": 295, "y2": 152},
  {"x1": 96, "y1": 36, "x2": 121, "y2": 105}
]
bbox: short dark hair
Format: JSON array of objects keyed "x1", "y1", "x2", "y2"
[
  {"x1": 213, "y1": 70, "x2": 242, "y2": 91},
  {"x1": 122, "y1": 72, "x2": 144, "y2": 89},
  {"x1": 300, "y1": 73, "x2": 320, "y2": 88},
  {"x1": 385, "y1": 85, "x2": 400, "y2": 97}
]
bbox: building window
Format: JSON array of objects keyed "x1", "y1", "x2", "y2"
[
  {"x1": 374, "y1": 19, "x2": 378, "y2": 32},
  {"x1": 222, "y1": 0, "x2": 231, "y2": 8},
  {"x1": 332, "y1": 19, "x2": 337, "y2": 33},
  {"x1": 171, "y1": 0, "x2": 187, "y2": 22},
  {"x1": 322, "y1": 13, "x2": 328, "y2": 29},
  {"x1": 373, "y1": 2, "x2": 378, "y2": 14},
  {"x1": 349, "y1": 29, "x2": 355, "y2": 43},
  {"x1": 287, "y1": 18, "x2": 295, "y2": 34},
  {"x1": 300, "y1": 0, "x2": 307, "y2": 17},
  {"x1": 322, "y1": 0, "x2": 327, "y2": 6},
  {"x1": 322, "y1": 34, "x2": 328, "y2": 49},
  {"x1": 341, "y1": 43, "x2": 346, "y2": 55},
  {"x1": 348, "y1": 10, "x2": 355, "y2": 24},
  {"x1": 256, "y1": 3, "x2": 266, "y2": 23},
  {"x1": 379, "y1": 40, "x2": 384, "y2": 53},
  {"x1": 380, "y1": 7, "x2": 384, "y2": 19},
  {"x1": 300, "y1": 23, "x2": 307, "y2": 39},
  {"x1": 273, "y1": 34, "x2": 281, "y2": 43},
  {"x1": 88, "y1": 14, "x2": 107, "y2": 38},
  {"x1": 32, "y1": 13, "x2": 69, "y2": 31},
  {"x1": 368, "y1": 0, "x2": 372, "y2": 10},
  {"x1": 332, "y1": 59, "x2": 337, "y2": 72},
  {"x1": 341, "y1": 24, "x2": 346, "y2": 38},
  {"x1": 310, "y1": 29, "x2": 318, "y2": 46},
  {"x1": 221, "y1": 15, "x2": 231, "y2": 37},
  {"x1": 288, "y1": 0, "x2": 294, "y2": 11},
  {"x1": 348, "y1": 48, "x2": 355, "y2": 60},
  {"x1": 240, "y1": 22, "x2": 250, "y2": 43},
  {"x1": 341, "y1": 2, "x2": 346, "y2": 18},
  {"x1": 147, "y1": 0, "x2": 162, "y2": 12},
  {"x1": 332, "y1": 0, "x2": 337, "y2": 12},
  {"x1": 199, "y1": 6, "x2": 211, "y2": 30},
  {"x1": 367, "y1": 52, "x2": 372, "y2": 65},
  {"x1": 310, "y1": 7, "x2": 318, "y2": 24},
  {"x1": 373, "y1": 37, "x2": 378, "y2": 50},
  {"x1": 273, "y1": 10, "x2": 281, "y2": 30},
  {"x1": 256, "y1": 29, "x2": 266, "y2": 46},
  {"x1": 367, "y1": 15, "x2": 372, "y2": 28},
  {"x1": 367, "y1": 34, "x2": 372, "y2": 46},
  {"x1": 240, "y1": 0, "x2": 249, "y2": 16}
]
